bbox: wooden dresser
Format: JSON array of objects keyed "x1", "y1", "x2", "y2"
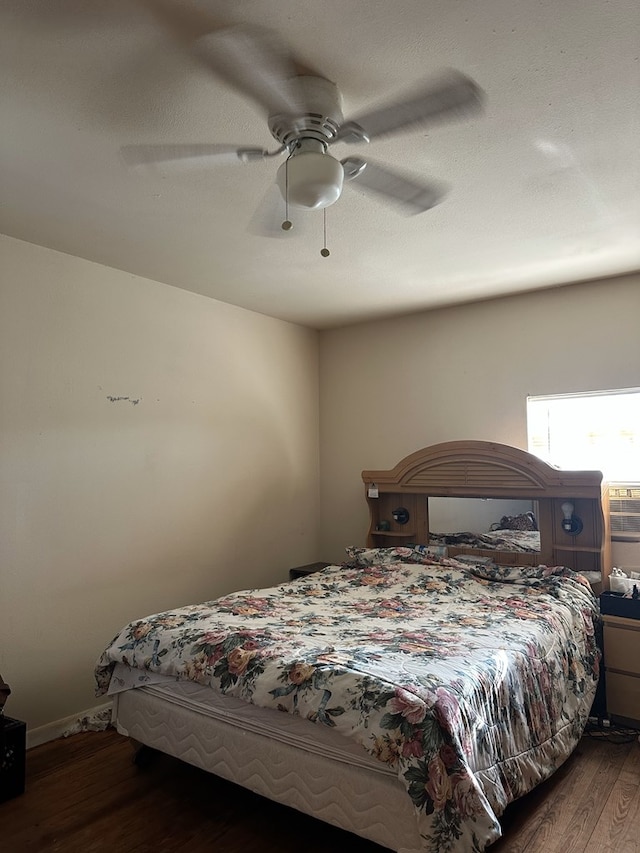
[{"x1": 602, "y1": 614, "x2": 640, "y2": 726}]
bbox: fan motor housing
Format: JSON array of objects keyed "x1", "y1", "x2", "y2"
[{"x1": 269, "y1": 75, "x2": 344, "y2": 147}]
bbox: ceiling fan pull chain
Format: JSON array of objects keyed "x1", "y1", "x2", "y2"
[
  {"x1": 321, "y1": 208, "x2": 330, "y2": 257},
  {"x1": 281, "y1": 155, "x2": 293, "y2": 231}
]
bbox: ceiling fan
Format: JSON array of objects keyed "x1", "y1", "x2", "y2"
[{"x1": 122, "y1": 1, "x2": 484, "y2": 238}]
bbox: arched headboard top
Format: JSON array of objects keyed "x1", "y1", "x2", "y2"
[
  {"x1": 362, "y1": 440, "x2": 605, "y2": 500},
  {"x1": 361, "y1": 440, "x2": 611, "y2": 590}
]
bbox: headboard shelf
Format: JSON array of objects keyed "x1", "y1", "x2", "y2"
[
  {"x1": 362, "y1": 440, "x2": 611, "y2": 592},
  {"x1": 372, "y1": 530, "x2": 417, "y2": 538}
]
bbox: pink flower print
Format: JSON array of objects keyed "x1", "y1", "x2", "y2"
[
  {"x1": 425, "y1": 754, "x2": 452, "y2": 810},
  {"x1": 390, "y1": 688, "x2": 427, "y2": 725}
]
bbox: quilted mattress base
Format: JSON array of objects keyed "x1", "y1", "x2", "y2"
[{"x1": 113, "y1": 683, "x2": 424, "y2": 853}]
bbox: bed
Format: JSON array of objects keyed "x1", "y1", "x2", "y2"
[{"x1": 96, "y1": 440, "x2": 611, "y2": 853}]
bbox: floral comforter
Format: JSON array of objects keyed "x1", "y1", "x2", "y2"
[{"x1": 96, "y1": 549, "x2": 599, "y2": 853}]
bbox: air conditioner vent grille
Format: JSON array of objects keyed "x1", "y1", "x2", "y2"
[
  {"x1": 609, "y1": 483, "x2": 640, "y2": 538},
  {"x1": 610, "y1": 486, "x2": 640, "y2": 499}
]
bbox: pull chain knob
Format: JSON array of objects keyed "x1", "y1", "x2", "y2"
[
  {"x1": 321, "y1": 208, "x2": 330, "y2": 257},
  {"x1": 281, "y1": 156, "x2": 293, "y2": 232}
]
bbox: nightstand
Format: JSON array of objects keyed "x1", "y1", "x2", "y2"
[
  {"x1": 0, "y1": 716, "x2": 26, "y2": 802},
  {"x1": 289, "y1": 561, "x2": 332, "y2": 581},
  {"x1": 602, "y1": 614, "x2": 640, "y2": 727}
]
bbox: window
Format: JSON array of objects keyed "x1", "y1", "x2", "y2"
[{"x1": 527, "y1": 388, "x2": 640, "y2": 540}]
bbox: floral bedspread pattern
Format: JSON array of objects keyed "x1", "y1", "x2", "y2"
[{"x1": 96, "y1": 551, "x2": 599, "y2": 853}]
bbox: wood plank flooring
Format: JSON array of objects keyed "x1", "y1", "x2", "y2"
[{"x1": 1, "y1": 728, "x2": 639, "y2": 852}]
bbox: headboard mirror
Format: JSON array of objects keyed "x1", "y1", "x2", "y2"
[
  {"x1": 428, "y1": 497, "x2": 538, "y2": 543},
  {"x1": 362, "y1": 440, "x2": 611, "y2": 592}
]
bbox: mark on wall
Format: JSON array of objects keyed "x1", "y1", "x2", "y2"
[{"x1": 106, "y1": 395, "x2": 141, "y2": 406}]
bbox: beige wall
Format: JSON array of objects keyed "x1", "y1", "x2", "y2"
[
  {"x1": 0, "y1": 235, "x2": 320, "y2": 730},
  {"x1": 319, "y1": 273, "x2": 640, "y2": 565},
  {"x1": 3, "y1": 234, "x2": 638, "y2": 734}
]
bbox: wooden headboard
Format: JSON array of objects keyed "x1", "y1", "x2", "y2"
[{"x1": 362, "y1": 440, "x2": 611, "y2": 591}]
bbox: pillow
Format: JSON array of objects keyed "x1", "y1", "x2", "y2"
[
  {"x1": 492, "y1": 512, "x2": 538, "y2": 531},
  {"x1": 465, "y1": 562, "x2": 590, "y2": 588},
  {"x1": 344, "y1": 546, "x2": 413, "y2": 566},
  {"x1": 344, "y1": 544, "x2": 448, "y2": 567},
  {"x1": 411, "y1": 543, "x2": 449, "y2": 560},
  {"x1": 452, "y1": 554, "x2": 494, "y2": 567}
]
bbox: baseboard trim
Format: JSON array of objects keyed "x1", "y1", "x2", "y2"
[{"x1": 26, "y1": 701, "x2": 113, "y2": 749}]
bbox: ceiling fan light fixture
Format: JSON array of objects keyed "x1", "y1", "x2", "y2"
[{"x1": 276, "y1": 150, "x2": 344, "y2": 210}]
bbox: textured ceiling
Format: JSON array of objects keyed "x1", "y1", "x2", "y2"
[{"x1": 2, "y1": 0, "x2": 639, "y2": 329}]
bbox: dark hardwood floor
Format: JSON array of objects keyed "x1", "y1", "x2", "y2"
[{"x1": 1, "y1": 728, "x2": 639, "y2": 852}]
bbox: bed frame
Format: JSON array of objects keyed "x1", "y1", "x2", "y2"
[
  {"x1": 112, "y1": 440, "x2": 609, "y2": 853},
  {"x1": 362, "y1": 440, "x2": 611, "y2": 592}
]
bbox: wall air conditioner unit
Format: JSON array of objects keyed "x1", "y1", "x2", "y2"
[{"x1": 609, "y1": 484, "x2": 640, "y2": 541}]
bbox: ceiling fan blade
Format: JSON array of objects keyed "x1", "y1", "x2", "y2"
[
  {"x1": 138, "y1": 0, "x2": 225, "y2": 40},
  {"x1": 194, "y1": 25, "x2": 311, "y2": 117},
  {"x1": 141, "y1": 1, "x2": 305, "y2": 117},
  {"x1": 342, "y1": 157, "x2": 445, "y2": 215},
  {"x1": 120, "y1": 143, "x2": 269, "y2": 171},
  {"x1": 336, "y1": 70, "x2": 483, "y2": 143}
]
